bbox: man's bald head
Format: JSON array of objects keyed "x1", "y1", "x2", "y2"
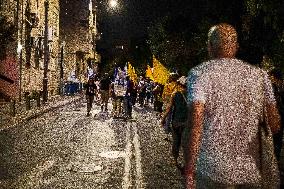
[{"x1": 208, "y1": 23, "x2": 238, "y2": 58}]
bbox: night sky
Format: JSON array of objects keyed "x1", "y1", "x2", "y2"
[
  {"x1": 60, "y1": 0, "x2": 284, "y2": 69},
  {"x1": 97, "y1": 0, "x2": 193, "y2": 42},
  {"x1": 61, "y1": 0, "x2": 197, "y2": 48}
]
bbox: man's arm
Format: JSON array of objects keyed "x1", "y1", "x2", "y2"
[
  {"x1": 266, "y1": 103, "x2": 280, "y2": 134},
  {"x1": 264, "y1": 71, "x2": 281, "y2": 134},
  {"x1": 161, "y1": 94, "x2": 175, "y2": 126},
  {"x1": 185, "y1": 101, "x2": 204, "y2": 189}
]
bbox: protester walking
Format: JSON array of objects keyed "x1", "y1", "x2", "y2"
[
  {"x1": 124, "y1": 76, "x2": 134, "y2": 119},
  {"x1": 269, "y1": 69, "x2": 284, "y2": 162},
  {"x1": 145, "y1": 78, "x2": 153, "y2": 106},
  {"x1": 112, "y1": 79, "x2": 126, "y2": 117},
  {"x1": 185, "y1": 23, "x2": 281, "y2": 189},
  {"x1": 138, "y1": 76, "x2": 146, "y2": 107},
  {"x1": 161, "y1": 76, "x2": 188, "y2": 168},
  {"x1": 100, "y1": 73, "x2": 111, "y2": 112},
  {"x1": 153, "y1": 83, "x2": 163, "y2": 113},
  {"x1": 84, "y1": 77, "x2": 97, "y2": 116},
  {"x1": 161, "y1": 73, "x2": 181, "y2": 134}
]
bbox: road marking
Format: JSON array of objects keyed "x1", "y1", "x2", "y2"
[
  {"x1": 122, "y1": 121, "x2": 144, "y2": 189},
  {"x1": 99, "y1": 151, "x2": 126, "y2": 159},
  {"x1": 122, "y1": 122, "x2": 132, "y2": 189},
  {"x1": 133, "y1": 122, "x2": 144, "y2": 188}
]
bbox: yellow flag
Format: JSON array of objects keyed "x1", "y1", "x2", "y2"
[
  {"x1": 132, "y1": 66, "x2": 138, "y2": 84},
  {"x1": 152, "y1": 57, "x2": 169, "y2": 85},
  {"x1": 128, "y1": 62, "x2": 138, "y2": 84},
  {"x1": 145, "y1": 65, "x2": 154, "y2": 80}
]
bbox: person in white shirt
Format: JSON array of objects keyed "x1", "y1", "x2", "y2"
[{"x1": 185, "y1": 23, "x2": 280, "y2": 189}]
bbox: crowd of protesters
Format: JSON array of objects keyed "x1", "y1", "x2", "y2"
[
  {"x1": 83, "y1": 23, "x2": 284, "y2": 189},
  {"x1": 84, "y1": 72, "x2": 167, "y2": 119}
]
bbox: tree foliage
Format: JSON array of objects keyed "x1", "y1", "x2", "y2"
[
  {"x1": 147, "y1": 0, "x2": 284, "y2": 74},
  {"x1": 148, "y1": 17, "x2": 199, "y2": 75}
]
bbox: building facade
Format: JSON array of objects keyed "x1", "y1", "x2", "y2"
[
  {"x1": 0, "y1": 0, "x2": 60, "y2": 101},
  {"x1": 60, "y1": 0, "x2": 100, "y2": 83}
]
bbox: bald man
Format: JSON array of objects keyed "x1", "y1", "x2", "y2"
[{"x1": 185, "y1": 23, "x2": 280, "y2": 189}]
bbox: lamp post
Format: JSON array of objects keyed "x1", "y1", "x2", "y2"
[
  {"x1": 43, "y1": 0, "x2": 49, "y2": 103},
  {"x1": 59, "y1": 41, "x2": 65, "y2": 95},
  {"x1": 17, "y1": 0, "x2": 24, "y2": 102},
  {"x1": 109, "y1": 0, "x2": 118, "y2": 9}
]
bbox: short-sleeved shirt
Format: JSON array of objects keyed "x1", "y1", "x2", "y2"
[
  {"x1": 100, "y1": 78, "x2": 111, "y2": 91},
  {"x1": 85, "y1": 83, "x2": 97, "y2": 96},
  {"x1": 187, "y1": 58, "x2": 276, "y2": 185},
  {"x1": 172, "y1": 91, "x2": 188, "y2": 123}
]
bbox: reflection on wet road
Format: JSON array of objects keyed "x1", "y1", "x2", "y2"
[{"x1": 0, "y1": 100, "x2": 184, "y2": 188}]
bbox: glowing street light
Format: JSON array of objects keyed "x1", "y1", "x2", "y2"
[
  {"x1": 17, "y1": 42, "x2": 23, "y2": 54},
  {"x1": 109, "y1": 0, "x2": 118, "y2": 8}
]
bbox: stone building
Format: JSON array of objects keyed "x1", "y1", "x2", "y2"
[
  {"x1": 60, "y1": 0, "x2": 100, "y2": 83},
  {"x1": 0, "y1": 0, "x2": 60, "y2": 101}
]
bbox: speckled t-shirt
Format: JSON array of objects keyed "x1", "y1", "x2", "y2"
[{"x1": 187, "y1": 58, "x2": 276, "y2": 185}]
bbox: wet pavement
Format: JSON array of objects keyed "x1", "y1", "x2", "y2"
[{"x1": 0, "y1": 99, "x2": 185, "y2": 189}]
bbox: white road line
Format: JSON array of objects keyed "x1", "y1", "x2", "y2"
[
  {"x1": 133, "y1": 122, "x2": 144, "y2": 188},
  {"x1": 122, "y1": 122, "x2": 132, "y2": 189}
]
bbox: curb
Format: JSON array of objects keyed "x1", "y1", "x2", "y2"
[{"x1": 0, "y1": 95, "x2": 83, "y2": 131}]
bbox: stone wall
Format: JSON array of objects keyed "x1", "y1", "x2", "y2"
[
  {"x1": 0, "y1": 0, "x2": 60, "y2": 99},
  {"x1": 60, "y1": 0, "x2": 96, "y2": 82}
]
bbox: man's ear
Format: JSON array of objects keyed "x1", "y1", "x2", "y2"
[
  {"x1": 236, "y1": 42, "x2": 239, "y2": 52},
  {"x1": 207, "y1": 42, "x2": 213, "y2": 58}
]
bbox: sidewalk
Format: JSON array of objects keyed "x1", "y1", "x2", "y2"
[{"x1": 0, "y1": 94, "x2": 83, "y2": 130}]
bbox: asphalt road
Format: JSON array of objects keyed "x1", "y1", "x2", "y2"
[{"x1": 0, "y1": 99, "x2": 185, "y2": 189}]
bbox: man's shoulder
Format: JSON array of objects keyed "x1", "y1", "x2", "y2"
[
  {"x1": 191, "y1": 61, "x2": 211, "y2": 72},
  {"x1": 188, "y1": 61, "x2": 212, "y2": 78},
  {"x1": 189, "y1": 58, "x2": 261, "y2": 75}
]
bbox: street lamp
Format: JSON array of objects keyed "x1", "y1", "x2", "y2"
[
  {"x1": 109, "y1": 0, "x2": 118, "y2": 9},
  {"x1": 59, "y1": 41, "x2": 65, "y2": 95}
]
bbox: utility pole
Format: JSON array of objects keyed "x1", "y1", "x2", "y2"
[
  {"x1": 43, "y1": 0, "x2": 49, "y2": 103},
  {"x1": 18, "y1": 0, "x2": 24, "y2": 102},
  {"x1": 59, "y1": 41, "x2": 65, "y2": 95},
  {"x1": 93, "y1": 7, "x2": 96, "y2": 62}
]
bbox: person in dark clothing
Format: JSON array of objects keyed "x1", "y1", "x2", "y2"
[
  {"x1": 270, "y1": 69, "x2": 284, "y2": 161},
  {"x1": 131, "y1": 83, "x2": 138, "y2": 107},
  {"x1": 100, "y1": 74, "x2": 111, "y2": 112},
  {"x1": 161, "y1": 76, "x2": 188, "y2": 167},
  {"x1": 153, "y1": 83, "x2": 164, "y2": 113},
  {"x1": 137, "y1": 76, "x2": 146, "y2": 106},
  {"x1": 145, "y1": 78, "x2": 153, "y2": 106},
  {"x1": 125, "y1": 76, "x2": 134, "y2": 119},
  {"x1": 84, "y1": 77, "x2": 97, "y2": 116}
]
